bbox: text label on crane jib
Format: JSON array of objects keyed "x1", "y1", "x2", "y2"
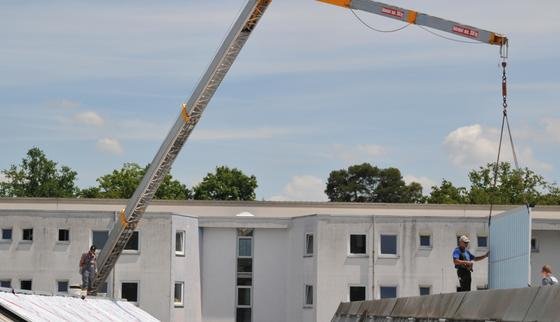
[
  {"x1": 381, "y1": 7, "x2": 404, "y2": 19},
  {"x1": 452, "y1": 25, "x2": 479, "y2": 38}
]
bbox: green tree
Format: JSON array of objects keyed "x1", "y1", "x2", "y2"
[
  {"x1": 81, "y1": 163, "x2": 191, "y2": 200},
  {"x1": 428, "y1": 180, "x2": 469, "y2": 204},
  {"x1": 325, "y1": 163, "x2": 423, "y2": 203},
  {"x1": 0, "y1": 147, "x2": 78, "y2": 197},
  {"x1": 193, "y1": 166, "x2": 258, "y2": 201},
  {"x1": 468, "y1": 162, "x2": 547, "y2": 205}
]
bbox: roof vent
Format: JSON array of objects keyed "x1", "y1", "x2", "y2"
[{"x1": 236, "y1": 211, "x2": 254, "y2": 217}]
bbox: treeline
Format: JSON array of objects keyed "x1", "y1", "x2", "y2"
[
  {"x1": 0, "y1": 148, "x2": 257, "y2": 201},
  {"x1": 1, "y1": 147, "x2": 559, "y2": 205}
]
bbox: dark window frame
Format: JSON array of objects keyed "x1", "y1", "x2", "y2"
[
  {"x1": 58, "y1": 229, "x2": 70, "y2": 242},
  {"x1": 22, "y1": 229, "x2": 33, "y2": 241},
  {"x1": 349, "y1": 286, "x2": 366, "y2": 302},
  {"x1": 304, "y1": 284, "x2": 314, "y2": 307},
  {"x1": 1, "y1": 228, "x2": 12, "y2": 241},
  {"x1": 174, "y1": 282, "x2": 184, "y2": 307},
  {"x1": 123, "y1": 231, "x2": 140, "y2": 252},
  {"x1": 419, "y1": 234, "x2": 432, "y2": 248},
  {"x1": 121, "y1": 282, "x2": 139, "y2": 303},
  {"x1": 20, "y1": 280, "x2": 32, "y2": 291},
  {"x1": 349, "y1": 234, "x2": 367, "y2": 255},
  {"x1": 304, "y1": 233, "x2": 314, "y2": 256},
  {"x1": 380, "y1": 286, "x2": 397, "y2": 299},
  {"x1": 419, "y1": 286, "x2": 431, "y2": 296},
  {"x1": 57, "y1": 280, "x2": 69, "y2": 293},
  {"x1": 380, "y1": 234, "x2": 398, "y2": 256}
]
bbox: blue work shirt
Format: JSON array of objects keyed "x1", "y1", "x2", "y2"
[{"x1": 453, "y1": 247, "x2": 474, "y2": 269}]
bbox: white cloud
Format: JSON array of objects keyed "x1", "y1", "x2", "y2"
[
  {"x1": 74, "y1": 111, "x2": 105, "y2": 127},
  {"x1": 269, "y1": 175, "x2": 328, "y2": 202},
  {"x1": 443, "y1": 124, "x2": 551, "y2": 171},
  {"x1": 96, "y1": 138, "x2": 123, "y2": 155},
  {"x1": 403, "y1": 175, "x2": 436, "y2": 194},
  {"x1": 48, "y1": 99, "x2": 80, "y2": 109},
  {"x1": 327, "y1": 144, "x2": 386, "y2": 164}
]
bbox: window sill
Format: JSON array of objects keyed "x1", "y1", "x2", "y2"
[
  {"x1": 303, "y1": 254, "x2": 314, "y2": 258},
  {"x1": 56, "y1": 241, "x2": 70, "y2": 245},
  {"x1": 174, "y1": 304, "x2": 184, "y2": 308},
  {"x1": 418, "y1": 246, "x2": 432, "y2": 250},
  {"x1": 20, "y1": 240, "x2": 33, "y2": 244},
  {"x1": 348, "y1": 253, "x2": 368, "y2": 258},
  {"x1": 303, "y1": 305, "x2": 314, "y2": 309},
  {"x1": 0, "y1": 240, "x2": 12, "y2": 243},
  {"x1": 122, "y1": 250, "x2": 140, "y2": 255},
  {"x1": 378, "y1": 254, "x2": 399, "y2": 259},
  {"x1": 175, "y1": 252, "x2": 185, "y2": 257}
]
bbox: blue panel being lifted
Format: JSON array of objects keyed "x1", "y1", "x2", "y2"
[{"x1": 488, "y1": 206, "x2": 531, "y2": 289}]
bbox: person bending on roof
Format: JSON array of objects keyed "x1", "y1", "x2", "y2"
[{"x1": 453, "y1": 235, "x2": 489, "y2": 292}]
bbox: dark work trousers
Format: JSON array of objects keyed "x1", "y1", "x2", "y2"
[{"x1": 457, "y1": 269, "x2": 472, "y2": 292}]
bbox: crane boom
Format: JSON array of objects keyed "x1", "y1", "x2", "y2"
[
  {"x1": 318, "y1": 0, "x2": 507, "y2": 48},
  {"x1": 92, "y1": 0, "x2": 272, "y2": 292}
]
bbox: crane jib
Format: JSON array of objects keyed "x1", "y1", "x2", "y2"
[
  {"x1": 91, "y1": 0, "x2": 272, "y2": 292},
  {"x1": 317, "y1": 0, "x2": 507, "y2": 46}
]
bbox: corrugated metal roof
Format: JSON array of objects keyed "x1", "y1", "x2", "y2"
[{"x1": 0, "y1": 291, "x2": 158, "y2": 322}]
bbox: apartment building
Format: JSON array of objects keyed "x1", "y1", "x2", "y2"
[{"x1": 0, "y1": 199, "x2": 558, "y2": 322}]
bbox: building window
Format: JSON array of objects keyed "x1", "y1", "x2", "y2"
[
  {"x1": 238, "y1": 237, "x2": 252, "y2": 258},
  {"x1": 22, "y1": 229, "x2": 33, "y2": 241},
  {"x1": 121, "y1": 282, "x2": 138, "y2": 303},
  {"x1": 0, "y1": 280, "x2": 11, "y2": 288},
  {"x1": 477, "y1": 235, "x2": 488, "y2": 248},
  {"x1": 304, "y1": 233, "x2": 314, "y2": 256},
  {"x1": 57, "y1": 280, "x2": 69, "y2": 293},
  {"x1": 419, "y1": 286, "x2": 431, "y2": 296},
  {"x1": 380, "y1": 234, "x2": 397, "y2": 256},
  {"x1": 174, "y1": 282, "x2": 184, "y2": 307},
  {"x1": 236, "y1": 308, "x2": 251, "y2": 322},
  {"x1": 175, "y1": 231, "x2": 185, "y2": 256},
  {"x1": 349, "y1": 234, "x2": 366, "y2": 255},
  {"x1": 92, "y1": 230, "x2": 109, "y2": 249},
  {"x1": 236, "y1": 229, "x2": 253, "y2": 322},
  {"x1": 1, "y1": 229, "x2": 12, "y2": 241},
  {"x1": 531, "y1": 238, "x2": 539, "y2": 252},
  {"x1": 237, "y1": 286, "x2": 251, "y2": 307},
  {"x1": 304, "y1": 284, "x2": 313, "y2": 307},
  {"x1": 20, "y1": 280, "x2": 32, "y2": 291},
  {"x1": 99, "y1": 282, "x2": 108, "y2": 294},
  {"x1": 349, "y1": 286, "x2": 366, "y2": 302},
  {"x1": 419, "y1": 234, "x2": 431, "y2": 248},
  {"x1": 124, "y1": 231, "x2": 139, "y2": 252},
  {"x1": 58, "y1": 229, "x2": 70, "y2": 242},
  {"x1": 380, "y1": 286, "x2": 397, "y2": 299}
]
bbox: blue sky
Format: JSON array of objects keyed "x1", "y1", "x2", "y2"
[{"x1": 1, "y1": 0, "x2": 559, "y2": 201}]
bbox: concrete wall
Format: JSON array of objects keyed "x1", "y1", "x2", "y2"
[
  {"x1": 0, "y1": 210, "x2": 175, "y2": 322},
  {"x1": 171, "y1": 215, "x2": 202, "y2": 322},
  {"x1": 373, "y1": 217, "x2": 489, "y2": 296},
  {"x1": 285, "y1": 216, "x2": 317, "y2": 322},
  {"x1": 200, "y1": 228, "x2": 237, "y2": 322},
  {"x1": 253, "y1": 228, "x2": 288, "y2": 322},
  {"x1": 316, "y1": 216, "x2": 373, "y2": 322}
]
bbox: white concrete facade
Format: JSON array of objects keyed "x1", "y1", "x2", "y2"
[{"x1": 0, "y1": 199, "x2": 559, "y2": 322}]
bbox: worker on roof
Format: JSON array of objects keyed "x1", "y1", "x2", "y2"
[
  {"x1": 79, "y1": 245, "x2": 97, "y2": 295},
  {"x1": 541, "y1": 265, "x2": 558, "y2": 286},
  {"x1": 453, "y1": 235, "x2": 489, "y2": 292}
]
